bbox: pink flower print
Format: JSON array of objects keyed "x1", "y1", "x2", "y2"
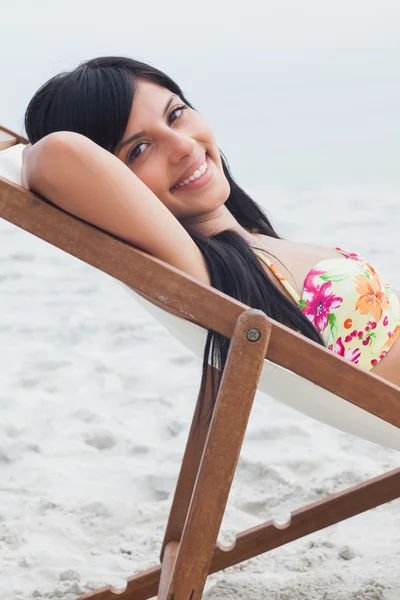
[
  {"x1": 383, "y1": 316, "x2": 389, "y2": 326},
  {"x1": 302, "y1": 279, "x2": 343, "y2": 332},
  {"x1": 335, "y1": 248, "x2": 361, "y2": 262},
  {"x1": 303, "y1": 268, "x2": 327, "y2": 290},
  {"x1": 329, "y1": 337, "x2": 361, "y2": 364},
  {"x1": 329, "y1": 336, "x2": 347, "y2": 355},
  {"x1": 346, "y1": 348, "x2": 361, "y2": 364}
]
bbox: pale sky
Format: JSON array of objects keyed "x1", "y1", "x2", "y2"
[{"x1": 1, "y1": 0, "x2": 399, "y2": 185}]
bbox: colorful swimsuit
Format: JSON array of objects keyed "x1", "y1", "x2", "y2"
[{"x1": 254, "y1": 247, "x2": 400, "y2": 370}]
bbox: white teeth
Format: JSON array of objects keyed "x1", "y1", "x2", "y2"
[{"x1": 173, "y1": 159, "x2": 208, "y2": 189}]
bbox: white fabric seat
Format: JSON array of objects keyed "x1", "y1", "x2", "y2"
[{"x1": 1, "y1": 142, "x2": 399, "y2": 451}]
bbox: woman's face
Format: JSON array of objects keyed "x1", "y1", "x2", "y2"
[{"x1": 115, "y1": 79, "x2": 230, "y2": 221}]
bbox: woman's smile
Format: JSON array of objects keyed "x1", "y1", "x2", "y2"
[{"x1": 170, "y1": 154, "x2": 213, "y2": 194}]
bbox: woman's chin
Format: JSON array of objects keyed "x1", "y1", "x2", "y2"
[{"x1": 167, "y1": 171, "x2": 230, "y2": 222}]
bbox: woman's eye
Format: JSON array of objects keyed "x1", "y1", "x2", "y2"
[
  {"x1": 128, "y1": 142, "x2": 148, "y2": 163},
  {"x1": 127, "y1": 105, "x2": 188, "y2": 163},
  {"x1": 168, "y1": 104, "x2": 188, "y2": 124}
]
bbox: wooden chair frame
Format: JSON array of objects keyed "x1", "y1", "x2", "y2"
[{"x1": 0, "y1": 127, "x2": 399, "y2": 600}]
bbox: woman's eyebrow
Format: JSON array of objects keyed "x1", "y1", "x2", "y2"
[{"x1": 116, "y1": 94, "x2": 178, "y2": 154}]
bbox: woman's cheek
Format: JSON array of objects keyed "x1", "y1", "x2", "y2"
[{"x1": 136, "y1": 165, "x2": 161, "y2": 196}]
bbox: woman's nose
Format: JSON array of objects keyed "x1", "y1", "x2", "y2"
[{"x1": 166, "y1": 131, "x2": 196, "y2": 164}]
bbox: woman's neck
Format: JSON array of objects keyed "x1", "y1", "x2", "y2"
[{"x1": 181, "y1": 205, "x2": 253, "y2": 241}]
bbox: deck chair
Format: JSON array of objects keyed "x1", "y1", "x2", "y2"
[{"x1": 0, "y1": 124, "x2": 399, "y2": 600}]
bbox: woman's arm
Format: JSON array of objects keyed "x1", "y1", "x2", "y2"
[{"x1": 23, "y1": 131, "x2": 210, "y2": 284}]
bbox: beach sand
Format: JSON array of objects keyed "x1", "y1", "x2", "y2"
[{"x1": 0, "y1": 184, "x2": 399, "y2": 599}]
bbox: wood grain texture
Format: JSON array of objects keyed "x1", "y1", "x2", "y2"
[
  {"x1": 163, "y1": 311, "x2": 271, "y2": 599},
  {"x1": 158, "y1": 543, "x2": 179, "y2": 600}
]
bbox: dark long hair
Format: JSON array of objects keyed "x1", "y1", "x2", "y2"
[{"x1": 24, "y1": 56, "x2": 324, "y2": 428}]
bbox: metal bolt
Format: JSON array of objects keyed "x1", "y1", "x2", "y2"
[{"x1": 246, "y1": 328, "x2": 261, "y2": 342}]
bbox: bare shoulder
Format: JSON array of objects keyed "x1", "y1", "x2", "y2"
[
  {"x1": 255, "y1": 236, "x2": 341, "y2": 295},
  {"x1": 267, "y1": 238, "x2": 340, "y2": 261}
]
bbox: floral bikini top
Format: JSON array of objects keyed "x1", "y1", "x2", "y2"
[{"x1": 254, "y1": 247, "x2": 400, "y2": 370}]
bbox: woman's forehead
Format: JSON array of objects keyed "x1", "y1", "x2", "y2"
[
  {"x1": 128, "y1": 80, "x2": 178, "y2": 125},
  {"x1": 133, "y1": 80, "x2": 175, "y2": 109}
]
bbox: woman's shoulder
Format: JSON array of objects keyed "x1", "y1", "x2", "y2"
[
  {"x1": 264, "y1": 237, "x2": 340, "y2": 262},
  {"x1": 254, "y1": 237, "x2": 341, "y2": 296},
  {"x1": 265, "y1": 237, "x2": 343, "y2": 270}
]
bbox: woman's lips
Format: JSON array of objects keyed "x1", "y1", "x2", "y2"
[{"x1": 170, "y1": 155, "x2": 213, "y2": 193}]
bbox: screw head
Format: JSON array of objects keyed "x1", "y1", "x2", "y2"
[{"x1": 246, "y1": 328, "x2": 261, "y2": 342}]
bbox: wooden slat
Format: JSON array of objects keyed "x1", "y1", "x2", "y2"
[
  {"x1": 0, "y1": 140, "x2": 16, "y2": 151},
  {"x1": 0, "y1": 176, "x2": 399, "y2": 430},
  {"x1": 160, "y1": 367, "x2": 214, "y2": 560},
  {"x1": 77, "y1": 467, "x2": 400, "y2": 600},
  {"x1": 211, "y1": 467, "x2": 400, "y2": 572},
  {"x1": 163, "y1": 311, "x2": 271, "y2": 599},
  {"x1": 157, "y1": 543, "x2": 179, "y2": 600},
  {"x1": 0, "y1": 125, "x2": 28, "y2": 145},
  {"x1": 78, "y1": 565, "x2": 160, "y2": 600}
]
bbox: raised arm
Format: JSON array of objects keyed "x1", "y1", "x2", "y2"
[{"x1": 23, "y1": 131, "x2": 210, "y2": 284}]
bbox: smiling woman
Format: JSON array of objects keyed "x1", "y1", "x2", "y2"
[
  {"x1": 22, "y1": 55, "x2": 400, "y2": 424},
  {"x1": 111, "y1": 79, "x2": 231, "y2": 223}
]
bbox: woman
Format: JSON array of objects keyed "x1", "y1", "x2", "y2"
[{"x1": 22, "y1": 56, "x2": 400, "y2": 421}]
